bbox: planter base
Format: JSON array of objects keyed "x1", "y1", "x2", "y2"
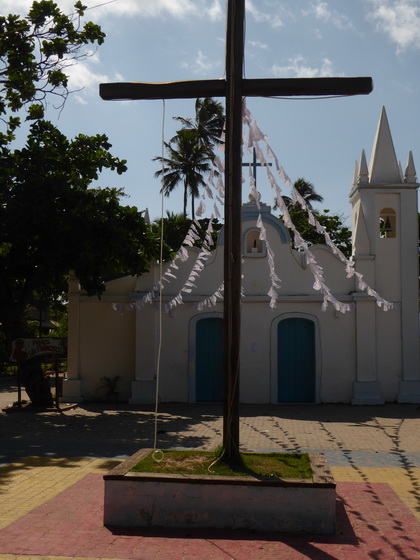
[{"x1": 104, "y1": 450, "x2": 336, "y2": 534}]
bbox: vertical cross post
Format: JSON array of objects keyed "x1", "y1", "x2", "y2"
[{"x1": 223, "y1": 0, "x2": 245, "y2": 463}]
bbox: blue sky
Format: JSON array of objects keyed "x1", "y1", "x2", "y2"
[{"x1": 3, "y1": 0, "x2": 420, "y2": 223}]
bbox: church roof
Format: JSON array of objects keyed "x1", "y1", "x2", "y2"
[{"x1": 368, "y1": 106, "x2": 402, "y2": 184}]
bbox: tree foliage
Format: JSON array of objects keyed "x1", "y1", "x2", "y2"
[
  {"x1": 275, "y1": 177, "x2": 352, "y2": 257},
  {"x1": 173, "y1": 97, "x2": 225, "y2": 148},
  {"x1": 276, "y1": 177, "x2": 324, "y2": 210},
  {"x1": 0, "y1": 118, "x2": 159, "y2": 345},
  {"x1": 0, "y1": 1, "x2": 104, "y2": 144},
  {"x1": 152, "y1": 211, "x2": 222, "y2": 262},
  {"x1": 284, "y1": 207, "x2": 352, "y2": 257},
  {"x1": 0, "y1": 2, "x2": 159, "y2": 348}
]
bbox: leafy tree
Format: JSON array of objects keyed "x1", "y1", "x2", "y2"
[
  {"x1": 0, "y1": 3, "x2": 160, "y2": 361},
  {"x1": 152, "y1": 211, "x2": 222, "y2": 261},
  {"x1": 274, "y1": 177, "x2": 351, "y2": 255},
  {"x1": 0, "y1": 1, "x2": 105, "y2": 144},
  {"x1": 154, "y1": 128, "x2": 214, "y2": 219},
  {"x1": 283, "y1": 207, "x2": 352, "y2": 257},
  {"x1": 0, "y1": 119, "x2": 158, "y2": 345},
  {"x1": 152, "y1": 211, "x2": 189, "y2": 261},
  {"x1": 44, "y1": 301, "x2": 68, "y2": 340}
]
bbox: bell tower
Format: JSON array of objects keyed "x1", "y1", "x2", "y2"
[{"x1": 350, "y1": 107, "x2": 420, "y2": 403}]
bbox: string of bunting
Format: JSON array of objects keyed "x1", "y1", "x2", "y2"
[
  {"x1": 165, "y1": 219, "x2": 217, "y2": 312},
  {"x1": 113, "y1": 101, "x2": 395, "y2": 314},
  {"x1": 111, "y1": 226, "x2": 191, "y2": 314}
]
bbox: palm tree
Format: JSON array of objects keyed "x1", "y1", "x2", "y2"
[
  {"x1": 154, "y1": 128, "x2": 213, "y2": 219},
  {"x1": 281, "y1": 178, "x2": 324, "y2": 210},
  {"x1": 173, "y1": 97, "x2": 225, "y2": 151}
]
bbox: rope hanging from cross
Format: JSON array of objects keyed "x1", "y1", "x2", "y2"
[{"x1": 100, "y1": 0, "x2": 372, "y2": 463}]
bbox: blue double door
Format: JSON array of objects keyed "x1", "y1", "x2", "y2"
[{"x1": 194, "y1": 316, "x2": 316, "y2": 402}]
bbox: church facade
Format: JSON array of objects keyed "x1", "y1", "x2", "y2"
[{"x1": 63, "y1": 108, "x2": 420, "y2": 405}]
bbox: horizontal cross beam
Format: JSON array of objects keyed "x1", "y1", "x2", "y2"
[{"x1": 100, "y1": 77, "x2": 373, "y2": 101}]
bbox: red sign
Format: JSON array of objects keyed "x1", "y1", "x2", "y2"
[{"x1": 11, "y1": 338, "x2": 65, "y2": 364}]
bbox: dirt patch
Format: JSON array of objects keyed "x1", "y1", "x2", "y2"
[{"x1": 163, "y1": 454, "x2": 210, "y2": 472}]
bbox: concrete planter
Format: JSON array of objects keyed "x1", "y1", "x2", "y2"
[{"x1": 104, "y1": 450, "x2": 336, "y2": 534}]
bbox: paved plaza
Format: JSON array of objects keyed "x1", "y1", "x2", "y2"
[{"x1": 0, "y1": 373, "x2": 419, "y2": 559}]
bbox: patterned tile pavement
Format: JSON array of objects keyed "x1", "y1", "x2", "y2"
[
  {"x1": 0, "y1": 472, "x2": 419, "y2": 560},
  {"x1": 1, "y1": 377, "x2": 419, "y2": 559}
]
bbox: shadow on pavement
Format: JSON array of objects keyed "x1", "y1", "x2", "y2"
[
  {"x1": 0, "y1": 402, "x2": 223, "y2": 465},
  {"x1": 0, "y1": 456, "x2": 119, "y2": 492}
]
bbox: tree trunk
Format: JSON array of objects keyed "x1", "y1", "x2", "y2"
[
  {"x1": 183, "y1": 181, "x2": 188, "y2": 218},
  {"x1": 19, "y1": 357, "x2": 54, "y2": 407}
]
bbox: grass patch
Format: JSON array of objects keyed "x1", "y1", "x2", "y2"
[{"x1": 130, "y1": 450, "x2": 312, "y2": 479}]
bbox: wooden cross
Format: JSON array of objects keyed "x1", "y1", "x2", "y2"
[
  {"x1": 100, "y1": 0, "x2": 372, "y2": 463},
  {"x1": 242, "y1": 147, "x2": 272, "y2": 188}
]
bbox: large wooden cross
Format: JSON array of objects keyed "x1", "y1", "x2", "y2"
[{"x1": 100, "y1": 0, "x2": 372, "y2": 463}]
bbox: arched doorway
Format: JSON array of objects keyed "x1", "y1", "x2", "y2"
[
  {"x1": 277, "y1": 317, "x2": 316, "y2": 402},
  {"x1": 195, "y1": 317, "x2": 224, "y2": 402}
]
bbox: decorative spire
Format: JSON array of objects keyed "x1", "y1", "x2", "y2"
[
  {"x1": 358, "y1": 149, "x2": 369, "y2": 184},
  {"x1": 398, "y1": 161, "x2": 404, "y2": 183},
  {"x1": 404, "y1": 150, "x2": 417, "y2": 183},
  {"x1": 352, "y1": 160, "x2": 359, "y2": 186},
  {"x1": 368, "y1": 107, "x2": 401, "y2": 184}
]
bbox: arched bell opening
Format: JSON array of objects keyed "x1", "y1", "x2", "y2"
[{"x1": 379, "y1": 207, "x2": 396, "y2": 238}]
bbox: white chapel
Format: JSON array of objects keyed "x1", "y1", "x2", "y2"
[{"x1": 63, "y1": 107, "x2": 420, "y2": 405}]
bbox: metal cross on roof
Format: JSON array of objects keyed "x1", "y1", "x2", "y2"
[
  {"x1": 242, "y1": 147, "x2": 272, "y2": 189},
  {"x1": 100, "y1": 0, "x2": 372, "y2": 462}
]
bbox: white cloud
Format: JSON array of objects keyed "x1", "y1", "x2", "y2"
[
  {"x1": 207, "y1": 0, "x2": 224, "y2": 21},
  {"x1": 365, "y1": 0, "x2": 420, "y2": 51},
  {"x1": 0, "y1": 0, "x2": 30, "y2": 12},
  {"x1": 0, "y1": 0, "x2": 224, "y2": 21},
  {"x1": 246, "y1": 0, "x2": 290, "y2": 28},
  {"x1": 65, "y1": 53, "x2": 111, "y2": 103},
  {"x1": 91, "y1": 0, "x2": 222, "y2": 20},
  {"x1": 302, "y1": 1, "x2": 354, "y2": 30},
  {"x1": 248, "y1": 40, "x2": 269, "y2": 50},
  {"x1": 181, "y1": 50, "x2": 220, "y2": 76},
  {"x1": 271, "y1": 55, "x2": 343, "y2": 78}
]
